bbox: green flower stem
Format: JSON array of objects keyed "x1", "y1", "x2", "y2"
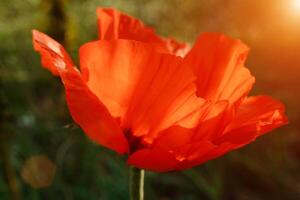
[{"x1": 129, "y1": 166, "x2": 144, "y2": 200}]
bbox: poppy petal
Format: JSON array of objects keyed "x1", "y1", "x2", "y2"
[
  {"x1": 184, "y1": 33, "x2": 255, "y2": 104},
  {"x1": 152, "y1": 100, "x2": 229, "y2": 150},
  {"x1": 79, "y1": 39, "x2": 206, "y2": 142},
  {"x1": 32, "y1": 29, "x2": 74, "y2": 75},
  {"x1": 192, "y1": 100, "x2": 231, "y2": 141},
  {"x1": 62, "y1": 71, "x2": 129, "y2": 154},
  {"x1": 127, "y1": 148, "x2": 179, "y2": 172},
  {"x1": 32, "y1": 30, "x2": 129, "y2": 154},
  {"x1": 97, "y1": 8, "x2": 158, "y2": 41},
  {"x1": 128, "y1": 127, "x2": 219, "y2": 172},
  {"x1": 216, "y1": 95, "x2": 288, "y2": 145},
  {"x1": 175, "y1": 142, "x2": 233, "y2": 170},
  {"x1": 127, "y1": 139, "x2": 221, "y2": 172},
  {"x1": 153, "y1": 126, "x2": 195, "y2": 150},
  {"x1": 176, "y1": 96, "x2": 288, "y2": 170},
  {"x1": 174, "y1": 141, "x2": 218, "y2": 170},
  {"x1": 149, "y1": 125, "x2": 235, "y2": 171},
  {"x1": 96, "y1": 8, "x2": 188, "y2": 55}
]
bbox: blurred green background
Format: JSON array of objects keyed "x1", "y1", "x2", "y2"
[{"x1": 1, "y1": 0, "x2": 299, "y2": 199}]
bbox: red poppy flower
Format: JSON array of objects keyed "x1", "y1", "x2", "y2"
[{"x1": 32, "y1": 8, "x2": 288, "y2": 172}]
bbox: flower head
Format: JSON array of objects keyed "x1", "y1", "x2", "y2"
[{"x1": 32, "y1": 8, "x2": 288, "y2": 172}]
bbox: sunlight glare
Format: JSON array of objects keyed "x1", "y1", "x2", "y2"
[
  {"x1": 292, "y1": 0, "x2": 300, "y2": 11},
  {"x1": 286, "y1": 0, "x2": 300, "y2": 19}
]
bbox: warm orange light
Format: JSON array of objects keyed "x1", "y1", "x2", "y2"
[
  {"x1": 295, "y1": 0, "x2": 300, "y2": 7},
  {"x1": 292, "y1": 0, "x2": 300, "y2": 11},
  {"x1": 285, "y1": 0, "x2": 300, "y2": 20}
]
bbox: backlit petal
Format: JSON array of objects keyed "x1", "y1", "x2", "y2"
[
  {"x1": 32, "y1": 29, "x2": 74, "y2": 75},
  {"x1": 79, "y1": 39, "x2": 206, "y2": 142},
  {"x1": 152, "y1": 100, "x2": 229, "y2": 150},
  {"x1": 127, "y1": 148, "x2": 179, "y2": 172},
  {"x1": 62, "y1": 71, "x2": 129, "y2": 154},
  {"x1": 184, "y1": 33, "x2": 255, "y2": 104},
  {"x1": 215, "y1": 95, "x2": 288, "y2": 145},
  {"x1": 144, "y1": 95, "x2": 287, "y2": 171},
  {"x1": 32, "y1": 30, "x2": 128, "y2": 154},
  {"x1": 96, "y1": 8, "x2": 188, "y2": 55},
  {"x1": 174, "y1": 142, "x2": 233, "y2": 170},
  {"x1": 176, "y1": 96, "x2": 287, "y2": 170}
]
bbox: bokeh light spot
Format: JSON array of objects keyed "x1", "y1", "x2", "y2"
[{"x1": 21, "y1": 155, "x2": 56, "y2": 189}]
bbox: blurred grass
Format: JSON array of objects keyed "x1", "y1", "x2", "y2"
[{"x1": 1, "y1": 0, "x2": 299, "y2": 199}]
